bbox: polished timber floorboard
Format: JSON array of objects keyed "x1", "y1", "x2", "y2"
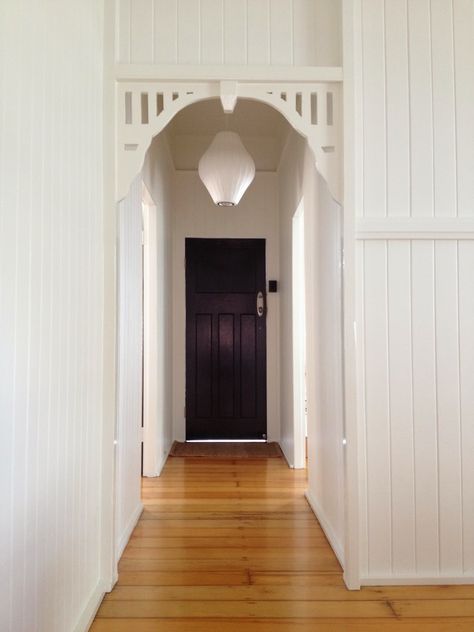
[{"x1": 92, "y1": 456, "x2": 474, "y2": 631}]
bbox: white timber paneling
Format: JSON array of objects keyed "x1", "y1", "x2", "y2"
[
  {"x1": 278, "y1": 130, "x2": 345, "y2": 562},
  {"x1": 116, "y1": 0, "x2": 342, "y2": 67},
  {"x1": 247, "y1": 0, "x2": 270, "y2": 65},
  {"x1": 453, "y1": 0, "x2": 474, "y2": 216},
  {"x1": 153, "y1": 0, "x2": 178, "y2": 63},
  {"x1": 116, "y1": 177, "x2": 144, "y2": 559},
  {"x1": 0, "y1": 1, "x2": 106, "y2": 630},
  {"x1": 357, "y1": 239, "x2": 474, "y2": 581},
  {"x1": 458, "y1": 242, "x2": 474, "y2": 572},
  {"x1": 141, "y1": 133, "x2": 175, "y2": 475},
  {"x1": 130, "y1": 0, "x2": 154, "y2": 63},
  {"x1": 358, "y1": 0, "x2": 474, "y2": 219},
  {"x1": 350, "y1": 0, "x2": 474, "y2": 584},
  {"x1": 201, "y1": 0, "x2": 224, "y2": 64}
]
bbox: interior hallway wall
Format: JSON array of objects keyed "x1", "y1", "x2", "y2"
[
  {"x1": 277, "y1": 130, "x2": 345, "y2": 561},
  {"x1": 116, "y1": 176, "x2": 143, "y2": 559},
  {"x1": 0, "y1": 2, "x2": 106, "y2": 631},
  {"x1": 115, "y1": 0, "x2": 342, "y2": 67},
  {"x1": 172, "y1": 171, "x2": 280, "y2": 442},
  {"x1": 142, "y1": 133, "x2": 175, "y2": 472},
  {"x1": 350, "y1": 0, "x2": 474, "y2": 583}
]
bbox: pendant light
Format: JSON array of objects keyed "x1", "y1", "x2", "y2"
[{"x1": 198, "y1": 131, "x2": 256, "y2": 207}]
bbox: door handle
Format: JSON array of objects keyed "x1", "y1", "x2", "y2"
[{"x1": 257, "y1": 291, "x2": 265, "y2": 317}]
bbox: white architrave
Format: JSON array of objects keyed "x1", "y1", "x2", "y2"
[{"x1": 116, "y1": 79, "x2": 342, "y2": 203}]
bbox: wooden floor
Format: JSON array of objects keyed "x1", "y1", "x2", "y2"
[{"x1": 91, "y1": 456, "x2": 474, "y2": 631}]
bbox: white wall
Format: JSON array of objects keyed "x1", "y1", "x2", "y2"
[
  {"x1": 349, "y1": 0, "x2": 474, "y2": 583},
  {"x1": 0, "y1": 2, "x2": 106, "y2": 631},
  {"x1": 172, "y1": 171, "x2": 280, "y2": 442},
  {"x1": 277, "y1": 130, "x2": 345, "y2": 559},
  {"x1": 116, "y1": 176, "x2": 143, "y2": 559},
  {"x1": 142, "y1": 133, "x2": 175, "y2": 472},
  {"x1": 116, "y1": 0, "x2": 342, "y2": 67}
]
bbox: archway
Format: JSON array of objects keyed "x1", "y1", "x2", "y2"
[
  {"x1": 116, "y1": 80, "x2": 342, "y2": 204},
  {"x1": 112, "y1": 84, "x2": 358, "y2": 590}
]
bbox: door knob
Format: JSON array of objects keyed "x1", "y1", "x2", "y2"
[{"x1": 257, "y1": 291, "x2": 265, "y2": 317}]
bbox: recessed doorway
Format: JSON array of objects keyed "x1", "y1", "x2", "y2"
[{"x1": 185, "y1": 238, "x2": 267, "y2": 440}]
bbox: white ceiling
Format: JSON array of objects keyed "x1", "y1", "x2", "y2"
[{"x1": 166, "y1": 99, "x2": 292, "y2": 172}]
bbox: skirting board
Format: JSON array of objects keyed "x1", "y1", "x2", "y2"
[
  {"x1": 73, "y1": 578, "x2": 108, "y2": 632},
  {"x1": 279, "y1": 440, "x2": 294, "y2": 469},
  {"x1": 305, "y1": 489, "x2": 345, "y2": 568},
  {"x1": 116, "y1": 501, "x2": 144, "y2": 560},
  {"x1": 362, "y1": 576, "x2": 474, "y2": 586},
  {"x1": 143, "y1": 441, "x2": 172, "y2": 478}
]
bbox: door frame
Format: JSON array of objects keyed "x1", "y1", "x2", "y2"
[{"x1": 103, "y1": 54, "x2": 360, "y2": 590}]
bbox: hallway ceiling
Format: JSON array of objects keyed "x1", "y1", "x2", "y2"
[{"x1": 166, "y1": 99, "x2": 292, "y2": 172}]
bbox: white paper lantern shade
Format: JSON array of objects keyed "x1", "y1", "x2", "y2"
[{"x1": 198, "y1": 131, "x2": 256, "y2": 206}]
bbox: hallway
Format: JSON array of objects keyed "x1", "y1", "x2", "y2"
[{"x1": 91, "y1": 456, "x2": 474, "y2": 631}]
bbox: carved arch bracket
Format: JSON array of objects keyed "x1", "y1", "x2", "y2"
[{"x1": 116, "y1": 80, "x2": 342, "y2": 203}]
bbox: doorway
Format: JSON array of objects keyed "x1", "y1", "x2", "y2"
[{"x1": 185, "y1": 238, "x2": 267, "y2": 440}]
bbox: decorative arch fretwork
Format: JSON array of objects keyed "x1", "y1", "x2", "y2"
[{"x1": 116, "y1": 80, "x2": 342, "y2": 203}]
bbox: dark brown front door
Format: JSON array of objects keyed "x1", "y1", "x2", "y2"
[{"x1": 185, "y1": 238, "x2": 267, "y2": 440}]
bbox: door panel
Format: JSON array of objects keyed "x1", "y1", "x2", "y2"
[{"x1": 186, "y1": 238, "x2": 267, "y2": 440}]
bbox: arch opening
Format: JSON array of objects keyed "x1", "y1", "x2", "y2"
[
  {"x1": 116, "y1": 81, "x2": 342, "y2": 204},
  {"x1": 114, "y1": 94, "x2": 347, "y2": 589}
]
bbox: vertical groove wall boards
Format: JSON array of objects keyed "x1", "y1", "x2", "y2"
[
  {"x1": 353, "y1": 0, "x2": 474, "y2": 583},
  {"x1": 116, "y1": 177, "x2": 144, "y2": 559},
  {"x1": 387, "y1": 240, "x2": 415, "y2": 574},
  {"x1": 153, "y1": 0, "x2": 178, "y2": 64},
  {"x1": 407, "y1": 0, "x2": 434, "y2": 217},
  {"x1": 359, "y1": 0, "x2": 474, "y2": 222},
  {"x1": 430, "y1": 0, "x2": 457, "y2": 217},
  {"x1": 458, "y1": 242, "x2": 474, "y2": 572},
  {"x1": 358, "y1": 239, "x2": 474, "y2": 581},
  {"x1": 361, "y1": 1, "x2": 386, "y2": 217},
  {"x1": 411, "y1": 241, "x2": 439, "y2": 575},
  {"x1": 0, "y1": 1, "x2": 105, "y2": 631},
  {"x1": 453, "y1": 0, "x2": 474, "y2": 216},
  {"x1": 201, "y1": 0, "x2": 224, "y2": 65},
  {"x1": 384, "y1": 1, "x2": 410, "y2": 217},
  {"x1": 116, "y1": 0, "x2": 342, "y2": 67}
]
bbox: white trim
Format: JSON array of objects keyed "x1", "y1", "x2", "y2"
[
  {"x1": 280, "y1": 441, "x2": 294, "y2": 469},
  {"x1": 72, "y1": 578, "x2": 108, "y2": 632},
  {"x1": 361, "y1": 576, "x2": 474, "y2": 586},
  {"x1": 305, "y1": 489, "x2": 345, "y2": 569},
  {"x1": 292, "y1": 201, "x2": 307, "y2": 470},
  {"x1": 116, "y1": 502, "x2": 144, "y2": 560},
  {"x1": 115, "y1": 63, "x2": 343, "y2": 83},
  {"x1": 142, "y1": 198, "x2": 158, "y2": 477},
  {"x1": 143, "y1": 442, "x2": 172, "y2": 477},
  {"x1": 101, "y1": 0, "x2": 119, "y2": 593},
  {"x1": 356, "y1": 217, "x2": 474, "y2": 240},
  {"x1": 340, "y1": 0, "x2": 362, "y2": 591}
]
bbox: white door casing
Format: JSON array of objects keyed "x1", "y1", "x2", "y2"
[{"x1": 112, "y1": 70, "x2": 360, "y2": 590}]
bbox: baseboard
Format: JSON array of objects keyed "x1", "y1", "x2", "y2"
[
  {"x1": 155, "y1": 441, "x2": 172, "y2": 475},
  {"x1": 143, "y1": 441, "x2": 172, "y2": 477},
  {"x1": 361, "y1": 575, "x2": 474, "y2": 586},
  {"x1": 116, "y1": 501, "x2": 144, "y2": 560},
  {"x1": 279, "y1": 440, "x2": 294, "y2": 469},
  {"x1": 304, "y1": 489, "x2": 345, "y2": 568},
  {"x1": 73, "y1": 578, "x2": 108, "y2": 632}
]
